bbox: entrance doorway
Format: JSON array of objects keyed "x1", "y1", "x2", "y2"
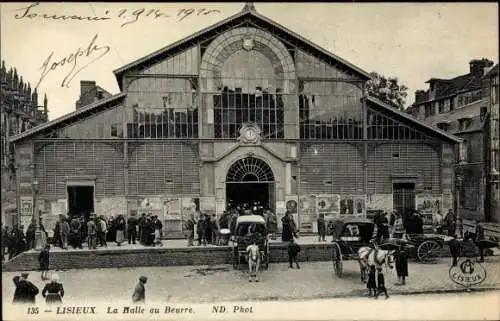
[
  {"x1": 393, "y1": 182, "x2": 416, "y2": 216},
  {"x1": 67, "y1": 185, "x2": 94, "y2": 219},
  {"x1": 225, "y1": 157, "x2": 275, "y2": 211}
]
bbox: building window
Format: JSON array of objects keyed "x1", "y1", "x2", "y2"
[
  {"x1": 450, "y1": 98, "x2": 455, "y2": 111},
  {"x1": 110, "y1": 124, "x2": 123, "y2": 138},
  {"x1": 438, "y1": 100, "x2": 445, "y2": 113},
  {"x1": 424, "y1": 104, "x2": 433, "y2": 117},
  {"x1": 459, "y1": 140, "x2": 468, "y2": 163}
]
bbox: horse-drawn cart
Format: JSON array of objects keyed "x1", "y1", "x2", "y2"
[
  {"x1": 330, "y1": 219, "x2": 376, "y2": 280},
  {"x1": 232, "y1": 215, "x2": 270, "y2": 271}
]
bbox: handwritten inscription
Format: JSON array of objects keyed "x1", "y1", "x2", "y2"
[
  {"x1": 14, "y1": 2, "x2": 221, "y2": 27},
  {"x1": 35, "y1": 34, "x2": 110, "y2": 89}
]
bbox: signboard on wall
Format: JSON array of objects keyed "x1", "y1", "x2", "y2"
[
  {"x1": 20, "y1": 197, "x2": 33, "y2": 217},
  {"x1": 316, "y1": 194, "x2": 340, "y2": 216},
  {"x1": 366, "y1": 194, "x2": 393, "y2": 212},
  {"x1": 416, "y1": 195, "x2": 442, "y2": 225},
  {"x1": 299, "y1": 195, "x2": 316, "y2": 232}
]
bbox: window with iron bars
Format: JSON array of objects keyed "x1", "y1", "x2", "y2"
[
  {"x1": 298, "y1": 80, "x2": 363, "y2": 140},
  {"x1": 212, "y1": 86, "x2": 285, "y2": 139}
]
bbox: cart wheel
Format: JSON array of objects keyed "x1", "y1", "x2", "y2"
[
  {"x1": 332, "y1": 242, "x2": 343, "y2": 277},
  {"x1": 417, "y1": 240, "x2": 441, "y2": 264}
]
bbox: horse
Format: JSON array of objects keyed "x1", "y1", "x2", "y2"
[
  {"x1": 246, "y1": 242, "x2": 261, "y2": 282},
  {"x1": 357, "y1": 246, "x2": 395, "y2": 283}
]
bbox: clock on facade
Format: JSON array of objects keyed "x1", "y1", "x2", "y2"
[{"x1": 238, "y1": 123, "x2": 261, "y2": 144}]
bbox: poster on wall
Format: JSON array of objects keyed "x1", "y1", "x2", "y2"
[
  {"x1": 215, "y1": 199, "x2": 226, "y2": 216},
  {"x1": 20, "y1": 196, "x2": 33, "y2": 217},
  {"x1": 200, "y1": 197, "x2": 215, "y2": 213},
  {"x1": 163, "y1": 198, "x2": 181, "y2": 233},
  {"x1": 416, "y1": 195, "x2": 442, "y2": 225},
  {"x1": 339, "y1": 195, "x2": 366, "y2": 217},
  {"x1": 299, "y1": 195, "x2": 316, "y2": 232},
  {"x1": 316, "y1": 194, "x2": 340, "y2": 217},
  {"x1": 366, "y1": 194, "x2": 393, "y2": 212}
]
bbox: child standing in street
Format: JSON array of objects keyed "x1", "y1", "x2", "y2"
[
  {"x1": 375, "y1": 267, "x2": 389, "y2": 299},
  {"x1": 38, "y1": 245, "x2": 50, "y2": 280},
  {"x1": 367, "y1": 265, "x2": 377, "y2": 297}
]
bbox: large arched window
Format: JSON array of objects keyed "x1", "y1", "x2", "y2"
[{"x1": 213, "y1": 50, "x2": 285, "y2": 139}]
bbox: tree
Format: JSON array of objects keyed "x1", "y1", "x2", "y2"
[{"x1": 366, "y1": 72, "x2": 408, "y2": 110}]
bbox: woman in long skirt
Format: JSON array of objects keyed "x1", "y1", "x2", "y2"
[
  {"x1": 115, "y1": 215, "x2": 126, "y2": 246},
  {"x1": 42, "y1": 274, "x2": 64, "y2": 305}
]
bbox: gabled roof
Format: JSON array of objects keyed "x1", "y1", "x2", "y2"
[
  {"x1": 366, "y1": 96, "x2": 462, "y2": 143},
  {"x1": 10, "y1": 93, "x2": 126, "y2": 144},
  {"x1": 113, "y1": 5, "x2": 371, "y2": 89}
]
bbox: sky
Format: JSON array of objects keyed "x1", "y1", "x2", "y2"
[{"x1": 1, "y1": 2, "x2": 498, "y2": 121}]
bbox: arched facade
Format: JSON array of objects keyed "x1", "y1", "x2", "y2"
[{"x1": 10, "y1": 8, "x2": 459, "y2": 237}]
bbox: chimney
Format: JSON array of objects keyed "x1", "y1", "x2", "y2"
[
  {"x1": 469, "y1": 58, "x2": 494, "y2": 76},
  {"x1": 76, "y1": 80, "x2": 97, "y2": 109},
  {"x1": 415, "y1": 90, "x2": 427, "y2": 104}
]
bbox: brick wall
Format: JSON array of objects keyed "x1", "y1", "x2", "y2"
[
  {"x1": 34, "y1": 142, "x2": 125, "y2": 200},
  {"x1": 300, "y1": 143, "x2": 364, "y2": 194},
  {"x1": 127, "y1": 142, "x2": 200, "y2": 196},
  {"x1": 368, "y1": 143, "x2": 441, "y2": 194}
]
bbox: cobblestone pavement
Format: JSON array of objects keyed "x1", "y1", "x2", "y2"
[{"x1": 3, "y1": 258, "x2": 499, "y2": 304}]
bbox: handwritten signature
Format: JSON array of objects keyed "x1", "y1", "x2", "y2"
[
  {"x1": 14, "y1": 2, "x2": 221, "y2": 28},
  {"x1": 35, "y1": 34, "x2": 110, "y2": 89}
]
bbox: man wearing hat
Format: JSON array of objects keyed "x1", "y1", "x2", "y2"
[
  {"x1": 13, "y1": 272, "x2": 39, "y2": 304},
  {"x1": 132, "y1": 276, "x2": 148, "y2": 303},
  {"x1": 87, "y1": 214, "x2": 98, "y2": 250}
]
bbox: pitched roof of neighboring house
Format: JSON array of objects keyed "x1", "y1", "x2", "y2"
[
  {"x1": 417, "y1": 73, "x2": 483, "y2": 104},
  {"x1": 366, "y1": 96, "x2": 462, "y2": 143},
  {"x1": 9, "y1": 93, "x2": 127, "y2": 143},
  {"x1": 113, "y1": 5, "x2": 371, "y2": 89}
]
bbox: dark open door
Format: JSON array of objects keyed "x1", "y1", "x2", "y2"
[{"x1": 393, "y1": 183, "x2": 416, "y2": 215}]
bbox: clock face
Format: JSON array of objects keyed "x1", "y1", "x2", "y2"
[{"x1": 245, "y1": 129, "x2": 257, "y2": 140}]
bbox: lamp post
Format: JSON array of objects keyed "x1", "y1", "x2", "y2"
[
  {"x1": 32, "y1": 180, "x2": 43, "y2": 250},
  {"x1": 455, "y1": 174, "x2": 463, "y2": 237}
]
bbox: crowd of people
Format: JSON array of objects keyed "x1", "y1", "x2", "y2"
[{"x1": 182, "y1": 202, "x2": 282, "y2": 247}]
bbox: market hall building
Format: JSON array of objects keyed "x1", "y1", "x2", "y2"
[{"x1": 9, "y1": 4, "x2": 461, "y2": 235}]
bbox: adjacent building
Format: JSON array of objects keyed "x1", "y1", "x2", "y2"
[
  {"x1": 9, "y1": 4, "x2": 461, "y2": 235},
  {"x1": 1, "y1": 60, "x2": 49, "y2": 226},
  {"x1": 408, "y1": 59, "x2": 499, "y2": 222}
]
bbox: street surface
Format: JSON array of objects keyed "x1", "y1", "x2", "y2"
[{"x1": 3, "y1": 259, "x2": 499, "y2": 304}]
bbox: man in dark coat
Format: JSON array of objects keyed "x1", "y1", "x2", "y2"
[
  {"x1": 448, "y1": 235, "x2": 461, "y2": 266},
  {"x1": 138, "y1": 213, "x2": 147, "y2": 245},
  {"x1": 413, "y1": 212, "x2": 424, "y2": 235},
  {"x1": 474, "y1": 220, "x2": 486, "y2": 262},
  {"x1": 197, "y1": 214, "x2": 206, "y2": 246},
  {"x1": 127, "y1": 214, "x2": 138, "y2": 245},
  {"x1": 394, "y1": 244, "x2": 409, "y2": 285},
  {"x1": 287, "y1": 238, "x2": 301, "y2": 269},
  {"x1": 281, "y1": 211, "x2": 297, "y2": 242},
  {"x1": 13, "y1": 273, "x2": 39, "y2": 304},
  {"x1": 317, "y1": 214, "x2": 326, "y2": 242},
  {"x1": 375, "y1": 213, "x2": 390, "y2": 244},
  {"x1": 204, "y1": 214, "x2": 212, "y2": 244},
  {"x1": 444, "y1": 209, "x2": 456, "y2": 236},
  {"x1": 25, "y1": 220, "x2": 36, "y2": 250}
]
